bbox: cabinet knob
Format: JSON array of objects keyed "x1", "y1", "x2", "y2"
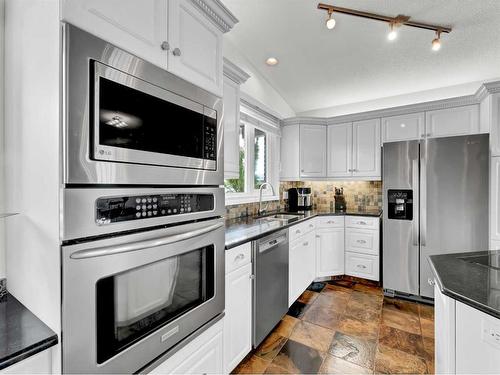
[
  {"x1": 421, "y1": 134, "x2": 426, "y2": 138},
  {"x1": 309, "y1": 224, "x2": 314, "y2": 228},
  {"x1": 235, "y1": 254, "x2": 245, "y2": 261},
  {"x1": 356, "y1": 239, "x2": 367, "y2": 244},
  {"x1": 161, "y1": 41, "x2": 170, "y2": 51},
  {"x1": 172, "y1": 48, "x2": 181, "y2": 56},
  {"x1": 303, "y1": 241, "x2": 309, "y2": 246},
  {"x1": 249, "y1": 275, "x2": 255, "y2": 280},
  {"x1": 428, "y1": 278, "x2": 436, "y2": 286},
  {"x1": 296, "y1": 229, "x2": 301, "y2": 234},
  {"x1": 356, "y1": 264, "x2": 367, "y2": 269}
]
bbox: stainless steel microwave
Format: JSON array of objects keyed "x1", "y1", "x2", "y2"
[{"x1": 63, "y1": 23, "x2": 223, "y2": 186}]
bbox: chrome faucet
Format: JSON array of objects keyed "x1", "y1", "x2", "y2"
[{"x1": 258, "y1": 182, "x2": 276, "y2": 216}]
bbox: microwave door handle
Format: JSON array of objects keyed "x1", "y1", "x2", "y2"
[{"x1": 70, "y1": 222, "x2": 224, "y2": 260}]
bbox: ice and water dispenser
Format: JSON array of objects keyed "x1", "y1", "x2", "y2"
[{"x1": 387, "y1": 190, "x2": 413, "y2": 220}]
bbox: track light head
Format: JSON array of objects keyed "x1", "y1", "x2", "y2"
[
  {"x1": 326, "y1": 9, "x2": 336, "y2": 29},
  {"x1": 387, "y1": 22, "x2": 398, "y2": 41},
  {"x1": 432, "y1": 29, "x2": 442, "y2": 51}
]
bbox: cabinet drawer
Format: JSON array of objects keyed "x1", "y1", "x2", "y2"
[
  {"x1": 225, "y1": 242, "x2": 251, "y2": 274},
  {"x1": 345, "y1": 216, "x2": 379, "y2": 230},
  {"x1": 345, "y1": 252, "x2": 379, "y2": 281},
  {"x1": 345, "y1": 229, "x2": 379, "y2": 256},
  {"x1": 315, "y1": 216, "x2": 344, "y2": 229},
  {"x1": 289, "y1": 220, "x2": 315, "y2": 243}
]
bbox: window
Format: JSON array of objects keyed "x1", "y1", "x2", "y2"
[
  {"x1": 225, "y1": 121, "x2": 279, "y2": 204},
  {"x1": 224, "y1": 124, "x2": 245, "y2": 193}
]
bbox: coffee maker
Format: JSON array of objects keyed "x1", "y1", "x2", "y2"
[{"x1": 288, "y1": 187, "x2": 312, "y2": 211}]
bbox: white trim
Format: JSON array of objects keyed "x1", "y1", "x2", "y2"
[
  {"x1": 223, "y1": 58, "x2": 250, "y2": 85},
  {"x1": 281, "y1": 80, "x2": 500, "y2": 126},
  {"x1": 189, "y1": 0, "x2": 238, "y2": 33}
]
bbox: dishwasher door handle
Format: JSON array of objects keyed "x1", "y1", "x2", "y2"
[{"x1": 259, "y1": 235, "x2": 287, "y2": 253}]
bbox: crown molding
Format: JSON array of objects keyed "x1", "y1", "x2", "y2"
[
  {"x1": 223, "y1": 58, "x2": 250, "y2": 85},
  {"x1": 282, "y1": 80, "x2": 500, "y2": 126},
  {"x1": 190, "y1": 0, "x2": 239, "y2": 33}
]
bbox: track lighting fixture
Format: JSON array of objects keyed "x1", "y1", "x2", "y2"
[
  {"x1": 326, "y1": 9, "x2": 336, "y2": 29},
  {"x1": 432, "y1": 29, "x2": 442, "y2": 51},
  {"x1": 317, "y1": 3, "x2": 451, "y2": 51},
  {"x1": 387, "y1": 22, "x2": 398, "y2": 41}
]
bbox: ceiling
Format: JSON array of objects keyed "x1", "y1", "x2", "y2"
[{"x1": 223, "y1": 0, "x2": 500, "y2": 115}]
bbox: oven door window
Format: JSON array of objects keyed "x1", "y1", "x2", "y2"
[
  {"x1": 95, "y1": 74, "x2": 217, "y2": 164},
  {"x1": 96, "y1": 246, "x2": 214, "y2": 364}
]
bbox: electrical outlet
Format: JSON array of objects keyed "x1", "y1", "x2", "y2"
[
  {"x1": 283, "y1": 191, "x2": 288, "y2": 199},
  {"x1": 482, "y1": 319, "x2": 500, "y2": 349}
]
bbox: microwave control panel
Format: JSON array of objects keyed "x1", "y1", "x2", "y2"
[
  {"x1": 204, "y1": 116, "x2": 217, "y2": 161},
  {"x1": 96, "y1": 194, "x2": 214, "y2": 224}
]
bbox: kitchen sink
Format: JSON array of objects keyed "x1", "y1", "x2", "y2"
[{"x1": 256, "y1": 213, "x2": 303, "y2": 224}]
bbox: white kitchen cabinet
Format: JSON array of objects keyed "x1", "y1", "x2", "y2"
[
  {"x1": 223, "y1": 77, "x2": 240, "y2": 178},
  {"x1": 0, "y1": 348, "x2": 52, "y2": 374},
  {"x1": 61, "y1": 0, "x2": 168, "y2": 67},
  {"x1": 289, "y1": 231, "x2": 316, "y2": 306},
  {"x1": 224, "y1": 263, "x2": 252, "y2": 373},
  {"x1": 486, "y1": 94, "x2": 500, "y2": 156},
  {"x1": 456, "y1": 302, "x2": 500, "y2": 374},
  {"x1": 167, "y1": 0, "x2": 223, "y2": 95},
  {"x1": 327, "y1": 123, "x2": 352, "y2": 178},
  {"x1": 344, "y1": 252, "x2": 379, "y2": 281},
  {"x1": 345, "y1": 228, "x2": 379, "y2": 256},
  {"x1": 222, "y1": 60, "x2": 249, "y2": 179},
  {"x1": 150, "y1": 318, "x2": 224, "y2": 374},
  {"x1": 491, "y1": 157, "x2": 500, "y2": 243},
  {"x1": 434, "y1": 283, "x2": 456, "y2": 375},
  {"x1": 280, "y1": 125, "x2": 300, "y2": 180},
  {"x1": 382, "y1": 112, "x2": 424, "y2": 143},
  {"x1": 316, "y1": 227, "x2": 344, "y2": 277},
  {"x1": 425, "y1": 105, "x2": 480, "y2": 139},
  {"x1": 352, "y1": 119, "x2": 381, "y2": 178},
  {"x1": 62, "y1": 0, "x2": 234, "y2": 96},
  {"x1": 300, "y1": 125, "x2": 327, "y2": 178}
]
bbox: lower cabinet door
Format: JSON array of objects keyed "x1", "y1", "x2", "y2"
[
  {"x1": 289, "y1": 232, "x2": 316, "y2": 306},
  {"x1": 344, "y1": 252, "x2": 379, "y2": 281},
  {"x1": 149, "y1": 319, "x2": 223, "y2": 374},
  {"x1": 224, "y1": 263, "x2": 252, "y2": 374},
  {"x1": 316, "y1": 228, "x2": 344, "y2": 278}
]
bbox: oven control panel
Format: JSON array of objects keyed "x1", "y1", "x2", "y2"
[{"x1": 96, "y1": 194, "x2": 214, "y2": 224}]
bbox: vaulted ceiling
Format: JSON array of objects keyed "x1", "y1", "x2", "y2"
[{"x1": 223, "y1": 0, "x2": 500, "y2": 115}]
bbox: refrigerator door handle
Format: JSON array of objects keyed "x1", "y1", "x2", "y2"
[
  {"x1": 412, "y1": 159, "x2": 419, "y2": 246},
  {"x1": 420, "y1": 156, "x2": 427, "y2": 247}
]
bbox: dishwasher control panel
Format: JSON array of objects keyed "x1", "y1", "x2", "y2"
[{"x1": 96, "y1": 193, "x2": 214, "y2": 224}]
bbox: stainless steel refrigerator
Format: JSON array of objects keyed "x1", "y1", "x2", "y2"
[{"x1": 383, "y1": 134, "x2": 489, "y2": 299}]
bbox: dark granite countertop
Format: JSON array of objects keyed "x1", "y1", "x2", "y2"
[
  {"x1": 429, "y1": 251, "x2": 500, "y2": 319},
  {"x1": 0, "y1": 294, "x2": 58, "y2": 370},
  {"x1": 225, "y1": 208, "x2": 382, "y2": 249}
]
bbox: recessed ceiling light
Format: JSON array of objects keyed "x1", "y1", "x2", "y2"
[{"x1": 266, "y1": 57, "x2": 279, "y2": 66}]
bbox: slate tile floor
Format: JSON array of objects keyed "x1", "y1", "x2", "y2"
[{"x1": 233, "y1": 279, "x2": 435, "y2": 374}]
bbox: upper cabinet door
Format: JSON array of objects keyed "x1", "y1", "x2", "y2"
[
  {"x1": 168, "y1": 0, "x2": 223, "y2": 96},
  {"x1": 61, "y1": 0, "x2": 167, "y2": 68},
  {"x1": 280, "y1": 125, "x2": 300, "y2": 181},
  {"x1": 352, "y1": 119, "x2": 381, "y2": 178},
  {"x1": 223, "y1": 77, "x2": 240, "y2": 179},
  {"x1": 425, "y1": 105, "x2": 479, "y2": 139},
  {"x1": 327, "y1": 123, "x2": 352, "y2": 178},
  {"x1": 300, "y1": 125, "x2": 327, "y2": 178},
  {"x1": 382, "y1": 113, "x2": 424, "y2": 143}
]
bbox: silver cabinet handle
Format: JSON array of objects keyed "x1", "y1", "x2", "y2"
[
  {"x1": 296, "y1": 229, "x2": 301, "y2": 234},
  {"x1": 161, "y1": 41, "x2": 170, "y2": 51},
  {"x1": 421, "y1": 134, "x2": 426, "y2": 138},
  {"x1": 412, "y1": 159, "x2": 419, "y2": 246},
  {"x1": 172, "y1": 48, "x2": 181, "y2": 56},
  {"x1": 428, "y1": 278, "x2": 435, "y2": 286},
  {"x1": 303, "y1": 241, "x2": 309, "y2": 246},
  {"x1": 426, "y1": 133, "x2": 432, "y2": 137},
  {"x1": 356, "y1": 239, "x2": 367, "y2": 244},
  {"x1": 71, "y1": 222, "x2": 224, "y2": 259},
  {"x1": 358, "y1": 221, "x2": 367, "y2": 225},
  {"x1": 356, "y1": 264, "x2": 367, "y2": 269},
  {"x1": 249, "y1": 274, "x2": 255, "y2": 280},
  {"x1": 235, "y1": 254, "x2": 245, "y2": 261},
  {"x1": 421, "y1": 156, "x2": 427, "y2": 246},
  {"x1": 309, "y1": 224, "x2": 314, "y2": 228},
  {"x1": 348, "y1": 169, "x2": 353, "y2": 172},
  {"x1": 326, "y1": 220, "x2": 335, "y2": 224}
]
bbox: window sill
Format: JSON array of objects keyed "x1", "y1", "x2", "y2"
[{"x1": 225, "y1": 194, "x2": 280, "y2": 206}]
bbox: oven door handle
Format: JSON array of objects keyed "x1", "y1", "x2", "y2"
[{"x1": 70, "y1": 222, "x2": 224, "y2": 260}]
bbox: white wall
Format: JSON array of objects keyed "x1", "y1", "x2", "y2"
[
  {"x1": 224, "y1": 38, "x2": 295, "y2": 119},
  {"x1": 0, "y1": 0, "x2": 5, "y2": 280},
  {"x1": 298, "y1": 80, "x2": 490, "y2": 118}
]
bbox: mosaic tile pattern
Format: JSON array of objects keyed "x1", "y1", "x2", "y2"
[
  {"x1": 233, "y1": 277, "x2": 434, "y2": 375},
  {"x1": 225, "y1": 181, "x2": 382, "y2": 219}
]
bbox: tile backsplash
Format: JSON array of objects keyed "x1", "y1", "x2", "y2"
[{"x1": 225, "y1": 180, "x2": 382, "y2": 219}]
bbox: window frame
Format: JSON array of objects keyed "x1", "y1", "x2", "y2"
[{"x1": 224, "y1": 119, "x2": 279, "y2": 205}]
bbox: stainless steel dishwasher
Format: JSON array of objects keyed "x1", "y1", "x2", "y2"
[{"x1": 253, "y1": 229, "x2": 289, "y2": 347}]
